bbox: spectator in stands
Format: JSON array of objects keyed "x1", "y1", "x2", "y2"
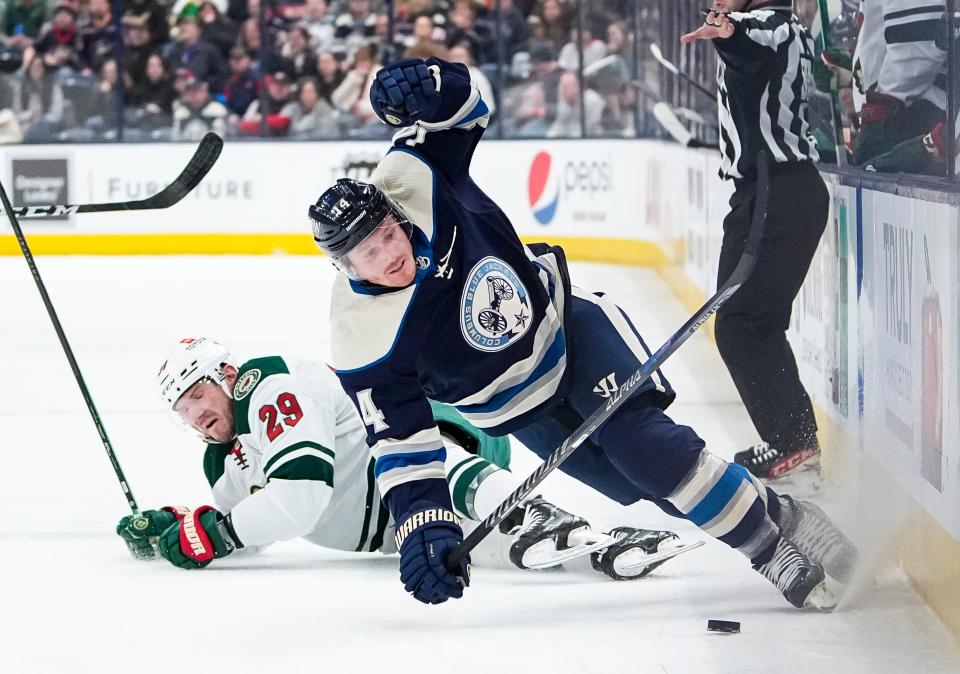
[
  {"x1": 240, "y1": 70, "x2": 297, "y2": 136},
  {"x1": 238, "y1": 17, "x2": 262, "y2": 60},
  {"x1": 172, "y1": 72, "x2": 228, "y2": 140},
  {"x1": 4, "y1": 0, "x2": 47, "y2": 48},
  {"x1": 303, "y1": 0, "x2": 335, "y2": 52},
  {"x1": 283, "y1": 24, "x2": 316, "y2": 79},
  {"x1": 223, "y1": 45, "x2": 260, "y2": 116},
  {"x1": 127, "y1": 52, "x2": 177, "y2": 129},
  {"x1": 538, "y1": 0, "x2": 570, "y2": 53},
  {"x1": 34, "y1": 4, "x2": 81, "y2": 73},
  {"x1": 165, "y1": 9, "x2": 226, "y2": 93},
  {"x1": 448, "y1": 43, "x2": 495, "y2": 115},
  {"x1": 290, "y1": 74, "x2": 337, "y2": 137},
  {"x1": 446, "y1": 0, "x2": 493, "y2": 64},
  {"x1": 123, "y1": 0, "x2": 170, "y2": 48},
  {"x1": 606, "y1": 20, "x2": 631, "y2": 60},
  {"x1": 331, "y1": 42, "x2": 379, "y2": 126},
  {"x1": 88, "y1": 56, "x2": 121, "y2": 128},
  {"x1": 79, "y1": 0, "x2": 118, "y2": 74},
  {"x1": 199, "y1": 0, "x2": 238, "y2": 58},
  {"x1": 227, "y1": 0, "x2": 248, "y2": 23},
  {"x1": 558, "y1": 15, "x2": 607, "y2": 72},
  {"x1": 333, "y1": 0, "x2": 378, "y2": 55},
  {"x1": 488, "y1": 0, "x2": 528, "y2": 57},
  {"x1": 314, "y1": 48, "x2": 344, "y2": 105},
  {"x1": 548, "y1": 70, "x2": 604, "y2": 137},
  {"x1": 122, "y1": 13, "x2": 154, "y2": 96},
  {"x1": 15, "y1": 52, "x2": 65, "y2": 141},
  {"x1": 404, "y1": 13, "x2": 447, "y2": 59},
  {"x1": 0, "y1": 76, "x2": 23, "y2": 143},
  {"x1": 529, "y1": 41, "x2": 560, "y2": 108}
]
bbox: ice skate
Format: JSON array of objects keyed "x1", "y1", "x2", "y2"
[
  {"x1": 754, "y1": 536, "x2": 837, "y2": 611},
  {"x1": 501, "y1": 496, "x2": 614, "y2": 570},
  {"x1": 590, "y1": 527, "x2": 705, "y2": 580},
  {"x1": 778, "y1": 495, "x2": 858, "y2": 583},
  {"x1": 734, "y1": 442, "x2": 821, "y2": 481}
]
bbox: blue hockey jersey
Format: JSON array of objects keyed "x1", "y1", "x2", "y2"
[{"x1": 329, "y1": 59, "x2": 658, "y2": 518}]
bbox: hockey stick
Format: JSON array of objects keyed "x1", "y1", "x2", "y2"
[
  {"x1": 447, "y1": 152, "x2": 772, "y2": 571},
  {"x1": 0, "y1": 179, "x2": 141, "y2": 514},
  {"x1": 4, "y1": 132, "x2": 223, "y2": 219},
  {"x1": 0, "y1": 138, "x2": 222, "y2": 516},
  {"x1": 815, "y1": 0, "x2": 848, "y2": 166},
  {"x1": 650, "y1": 43, "x2": 716, "y2": 100},
  {"x1": 653, "y1": 102, "x2": 720, "y2": 149}
]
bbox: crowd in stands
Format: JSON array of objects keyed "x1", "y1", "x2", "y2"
[{"x1": 0, "y1": 0, "x2": 652, "y2": 143}]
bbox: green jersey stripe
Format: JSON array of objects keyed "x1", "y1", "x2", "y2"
[
  {"x1": 355, "y1": 457, "x2": 377, "y2": 552},
  {"x1": 451, "y1": 458, "x2": 495, "y2": 520},
  {"x1": 234, "y1": 356, "x2": 290, "y2": 435},
  {"x1": 268, "y1": 455, "x2": 335, "y2": 485},
  {"x1": 369, "y1": 501, "x2": 390, "y2": 552},
  {"x1": 203, "y1": 442, "x2": 234, "y2": 487},
  {"x1": 263, "y1": 441, "x2": 334, "y2": 476}
]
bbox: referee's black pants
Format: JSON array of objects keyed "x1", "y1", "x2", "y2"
[{"x1": 714, "y1": 160, "x2": 829, "y2": 452}]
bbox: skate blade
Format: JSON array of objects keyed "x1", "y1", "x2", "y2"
[
  {"x1": 616, "y1": 540, "x2": 706, "y2": 572},
  {"x1": 523, "y1": 534, "x2": 618, "y2": 570},
  {"x1": 767, "y1": 465, "x2": 823, "y2": 499},
  {"x1": 803, "y1": 579, "x2": 840, "y2": 612}
]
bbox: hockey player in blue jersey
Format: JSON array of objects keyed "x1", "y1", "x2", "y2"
[{"x1": 308, "y1": 57, "x2": 857, "y2": 609}]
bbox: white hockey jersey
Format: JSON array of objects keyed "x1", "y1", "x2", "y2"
[
  {"x1": 852, "y1": 0, "x2": 947, "y2": 112},
  {"x1": 204, "y1": 356, "x2": 394, "y2": 554}
]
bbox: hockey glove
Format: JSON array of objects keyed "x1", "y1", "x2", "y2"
[
  {"x1": 865, "y1": 123, "x2": 947, "y2": 175},
  {"x1": 811, "y1": 48, "x2": 853, "y2": 93},
  {"x1": 395, "y1": 505, "x2": 470, "y2": 604},
  {"x1": 157, "y1": 506, "x2": 240, "y2": 570},
  {"x1": 116, "y1": 506, "x2": 191, "y2": 560},
  {"x1": 370, "y1": 58, "x2": 442, "y2": 127},
  {"x1": 854, "y1": 92, "x2": 903, "y2": 165}
]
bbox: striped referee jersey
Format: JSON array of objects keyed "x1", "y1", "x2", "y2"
[{"x1": 713, "y1": 2, "x2": 819, "y2": 181}]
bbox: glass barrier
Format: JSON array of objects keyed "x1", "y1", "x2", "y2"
[
  {"x1": 800, "y1": 0, "x2": 955, "y2": 180},
  {"x1": 0, "y1": 0, "x2": 952, "y2": 181}
]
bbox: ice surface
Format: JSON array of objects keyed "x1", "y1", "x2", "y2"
[{"x1": 1, "y1": 256, "x2": 958, "y2": 674}]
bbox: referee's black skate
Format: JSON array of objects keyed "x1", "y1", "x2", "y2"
[
  {"x1": 734, "y1": 442, "x2": 820, "y2": 480},
  {"x1": 501, "y1": 496, "x2": 613, "y2": 570},
  {"x1": 754, "y1": 537, "x2": 837, "y2": 611},
  {"x1": 590, "y1": 527, "x2": 704, "y2": 580},
  {"x1": 778, "y1": 495, "x2": 858, "y2": 583}
]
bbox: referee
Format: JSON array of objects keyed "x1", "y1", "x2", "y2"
[{"x1": 681, "y1": 1, "x2": 828, "y2": 480}]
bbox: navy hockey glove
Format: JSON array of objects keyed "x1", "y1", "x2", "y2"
[
  {"x1": 116, "y1": 505, "x2": 191, "y2": 560},
  {"x1": 157, "y1": 506, "x2": 240, "y2": 570},
  {"x1": 395, "y1": 506, "x2": 470, "y2": 604},
  {"x1": 370, "y1": 58, "x2": 441, "y2": 127}
]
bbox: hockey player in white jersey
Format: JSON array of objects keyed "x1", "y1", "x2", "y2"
[
  {"x1": 851, "y1": 0, "x2": 947, "y2": 164},
  {"x1": 116, "y1": 337, "x2": 697, "y2": 581}
]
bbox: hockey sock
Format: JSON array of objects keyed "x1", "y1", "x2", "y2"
[
  {"x1": 444, "y1": 442, "x2": 513, "y2": 521},
  {"x1": 666, "y1": 449, "x2": 781, "y2": 561}
]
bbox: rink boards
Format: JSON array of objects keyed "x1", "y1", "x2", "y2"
[{"x1": 2, "y1": 137, "x2": 960, "y2": 637}]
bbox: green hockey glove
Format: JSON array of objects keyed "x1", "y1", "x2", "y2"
[{"x1": 157, "y1": 506, "x2": 240, "y2": 569}]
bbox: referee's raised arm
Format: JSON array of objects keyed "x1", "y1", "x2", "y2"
[{"x1": 682, "y1": 1, "x2": 830, "y2": 482}]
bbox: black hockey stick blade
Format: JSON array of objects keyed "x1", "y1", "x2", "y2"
[
  {"x1": 7, "y1": 132, "x2": 223, "y2": 219},
  {"x1": 447, "y1": 152, "x2": 771, "y2": 571}
]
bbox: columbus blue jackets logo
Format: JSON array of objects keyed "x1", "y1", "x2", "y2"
[{"x1": 461, "y1": 257, "x2": 531, "y2": 352}]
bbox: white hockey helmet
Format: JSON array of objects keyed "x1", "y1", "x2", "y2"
[{"x1": 157, "y1": 337, "x2": 236, "y2": 411}]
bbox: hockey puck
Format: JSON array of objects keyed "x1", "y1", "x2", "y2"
[{"x1": 707, "y1": 619, "x2": 740, "y2": 633}]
